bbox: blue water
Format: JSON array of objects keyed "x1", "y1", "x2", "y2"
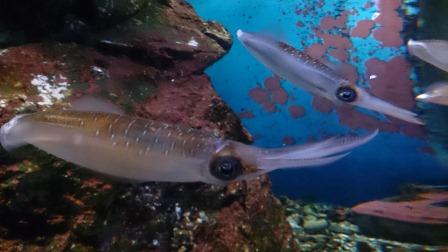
[{"x1": 188, "y1": 0, "x2": 448, "y2": 205}]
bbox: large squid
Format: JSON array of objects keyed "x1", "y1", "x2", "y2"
[
  {"x1": 0, "y1": 98, "x2": 377, "y2": 185},
  {"x1": 237, "y1": 29, "x2": 423, "y2": 125}
]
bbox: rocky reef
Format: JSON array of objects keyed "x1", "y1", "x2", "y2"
[
  {"x1": 281, "y1": 198, "x2": 448, "y2": 252},
  {"x1": 0, "y1": 1, "x2": 296, "y2": 251}
]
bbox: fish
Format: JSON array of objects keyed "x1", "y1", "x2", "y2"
[
  {"x1": 0, "y1": 97, "x2": 378, "y2": 185},
  {"x1": 416, "y1": 82, "x2": 448, "y2": 106},
  {"x1": 407, "y1": 39, "x2": 448, "y2": 72},
  {"x1": 237, "y1": 29, "x2": 423, "y2": 125}
]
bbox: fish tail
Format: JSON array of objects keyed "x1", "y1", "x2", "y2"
[{"x1": 0, "y1": 114, "x2": 29, "y2": 151}]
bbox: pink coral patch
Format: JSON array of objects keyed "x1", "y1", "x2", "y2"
[
  {"x1": 339, "y1": 63, "x2": 359, "y2": 84},
  {"x1": 288, "y1": 105, "x2": 306, "y2": 119},
  {"x1": 371, "y1": 0, "x2": 404, "y2": 47},
  {"x1": 319, "y1": 11, "x2": 349, "y2": 30},
  {"x1": 317, "y1": 31, "x2": 352, "y2": 49},
  {"x1": 265, "y1": 76, "x2": 288, "y2": 104},
  {"x1": 351, "y1": 20, "x2": 375, "y2": 38},
  {"x1": 365, "y1": 56, "x2": 415, "y2": 110},
  {"x1": 372, "y1": 26, "x2": 403, "y2": 47},
  {"x1": 329, "y1": 47, "x2": 349, "y2": 62},
  {"x1": 249, "y1": 87, "x2": 276, "y2": 113},
  {"x1": 305, "y1": 43, "x2": 327, "y2": 59},
  {"x1": 376, "y1": 0, "x2": 401, "y2": 11},
  {"x1": 238, "y1": 110, "x2": 255, "y2": 119},
  {"x1": 312, "y1": 96, "x2": 334, "y2": 113},
  {"x1": 248, "y1": 76, "x2": 289, "y2": 113}
]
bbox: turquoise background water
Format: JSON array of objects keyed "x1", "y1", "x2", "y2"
[{"x1": 188, "y1": 0, "x2": 448, "y2": 205}]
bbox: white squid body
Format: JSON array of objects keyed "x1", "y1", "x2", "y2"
[
  {"x1": 408, "y1": 39, "x2": 448, "y2": 106},
  {"x1": 416, "y1": 82, "x2": 448, "y2": 106},
  {"x1": 237, "y1": 29, "x2": 423, "y2": 125},
  {"x1": 0, "y1": 99, "x2": 378, "y2": 185},
  {"x1": 408, "y1": 39, "x2": 448, "y2": 73}
]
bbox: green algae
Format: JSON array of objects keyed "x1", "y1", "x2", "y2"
[
  {"x1": 37, "y1": 44, "x2": 93, "y2": 89},
  {"x1": 36, "y1": 43, "x2": 158, "y2": 107},
  {"x1": 0, "y1": 64, "x2": 33, "y2": 101},
  {"x1": 128, "y1": 0, "x2": 169, "y2": 28},
  {"x1": 122, "y1": 78, "x2": 158, "y2": 102},
  {"x1": 246, "y1": 203, "x2": 297, "y2": 252},
  {"x1": 95, "y1": 0, "x2": 152, "y2": 22}
]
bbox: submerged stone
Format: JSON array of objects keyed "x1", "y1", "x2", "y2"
[
  {"x1": 303, "y1": 219, "x2": 328, "y2": 234},
  {"x1": 352, "y1": 192, "x2": 448, "y2": 246}
]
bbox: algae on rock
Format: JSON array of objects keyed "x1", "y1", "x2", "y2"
[{"x1": 0, "y1": 0, "x2": 297, "y2": 251}]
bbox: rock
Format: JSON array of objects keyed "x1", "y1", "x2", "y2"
[
  {"x1": 280, "y1": 196, "x2": 302, "y2": 215},
  {"x1": 329, "y1": 223, "x2": 346, "y2": 234},
  {"x1": 90, "y1": 0, "x2": 231, "y2": 74},
  {"x1": 0, "y1": 0, "x2": 169, "y2": 43},
  {"x1": 327, "y1": 206, "x2": 350, "y2": 222},
  {"x1": 282, "y1": 198, "x2": 445, "y2": 251},
  {"x1": 0, "y1": 1, "x2": 296, "y2": 251},
  {"x1": 356, "y1": 241, "x2": 374, "y2": 252},
  {"x1": 328, "y1": 222, "x2": 358, "y2": 235},
  {"x1": 316, "y1": 213, "x2": 327, "y2": 219},
  {"x1": 193, "y1": 177, "x2": 296, "y2": 251},
  {"x1": 93, "y1": 0, "x2": 154, "y2": 23},
  {"x1": 312, "y1": 234, "x2": 328, "y2": 244},
  {"x1": 287, "y1": 214, "x2": 303, "y2": 233},
  {"x1": 304, "y1": 214, "x2": 317, "y2": 222},
  {"x1": 296, "y1": 234, "x2": 313, "y2": 242},
  {"x1": 303, "y1": 219, "x2": 328, "y2": 234},
  {"x1": 352, "y1": 192, "x2": 448, "y2": 245},
  {"x1": 303, "y1": 205, "x2": 315, "y2": 216}
]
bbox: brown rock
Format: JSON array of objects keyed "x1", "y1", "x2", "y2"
[
  {"x1": 352, "y1": 192, "x2": 448, "y2": 245},
  {"x1": 0, "y1": 1, "x2": 294, "y2": 251},
  {"x1": 194, "y1": 176, "x2": 297, "y2": 251}
]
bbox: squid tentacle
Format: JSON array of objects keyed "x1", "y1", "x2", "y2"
[{"x1": 255, "y1": 130, "x2": 378, "y2": 172}]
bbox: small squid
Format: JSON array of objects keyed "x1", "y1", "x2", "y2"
[
  {"x1": 407, "y1": 39, "x2": 448, "y2": 73},
  {"x1": 237, "y1": 30, "x2": 423, "y2": 125},
  {"x1": 408, "y1": 39, "x2": 448, "y2": 106},
  {"x1": 0, "y1": 98, "x2": 377, "y2": 185},
  {"x1": 416, "y1": 82, "x2": 448, "y2": 106}
]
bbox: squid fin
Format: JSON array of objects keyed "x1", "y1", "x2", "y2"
[{"x1": 69, "y1": 96, "x2": 124, "y2": 115}]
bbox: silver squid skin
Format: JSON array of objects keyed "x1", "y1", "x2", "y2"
[
  {"x1": 416, "y1": 82, "x2": 448, "y2": 106},
  {"x1": 407, "y1": 39, "x2": 448, "y2": 73},
  {"x1": 237, "y1": 29, "x2": 424, "y2": 125},
  {"x1": 0, "y1": 100, "x2": 378, "y2": 185},
  {"x1": 408, "y1": 39, "x2": 448, "y2": 106}
]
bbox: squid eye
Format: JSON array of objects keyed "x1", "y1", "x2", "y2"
[
  {"x1": 210, "y1": 156, "x2": 243, "y2": 181},
  {"x1": 336, "y1": 86, "x2": 357, "y2": 103}
]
